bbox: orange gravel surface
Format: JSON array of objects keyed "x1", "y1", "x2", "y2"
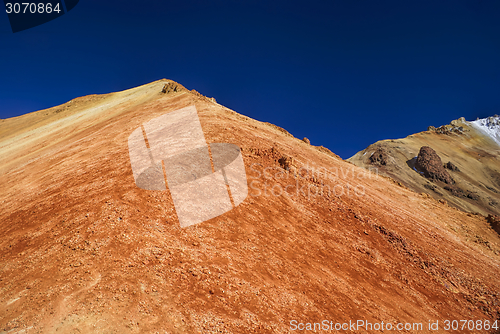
[{"x1": 0, "y1": 80, "x2": 499, "y2": 333}]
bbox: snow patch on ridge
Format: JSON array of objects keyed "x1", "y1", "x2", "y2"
[{"x1": 470, "y1": 115, "x2": 500, "y2": 146}]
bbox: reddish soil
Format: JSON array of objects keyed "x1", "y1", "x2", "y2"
[{"x1": 0, "y1": 80, "x2": 499, "y2": 333}]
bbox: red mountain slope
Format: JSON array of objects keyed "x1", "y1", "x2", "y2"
[{"x1": 0, "y1": 80, "x2": 499, "y2": 333}]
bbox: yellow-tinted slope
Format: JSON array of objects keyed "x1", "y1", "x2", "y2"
[{"x1": 349, "y1": 118, "x2": 500, "y2": 217}]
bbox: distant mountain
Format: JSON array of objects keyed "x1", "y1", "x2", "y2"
[
  {"x1": 1, "y1": 81, "x2": 499, "y2": 333},
  {"x1": 349, "y1": 116, "x2": 500, "y2": 217}
]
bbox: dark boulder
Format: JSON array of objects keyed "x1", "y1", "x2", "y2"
[
  {"x1": 445, "y1": 161, "x2": 460, "y2": 172},
  {"x1": 415, "y1": 146, "x2": 454, "y2": 184}
]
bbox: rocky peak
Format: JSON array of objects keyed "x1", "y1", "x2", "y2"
[{"x1": 427, "y1": 117, "x2": 467, "y2": 135}]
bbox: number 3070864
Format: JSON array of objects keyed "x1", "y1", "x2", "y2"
[{"x1": 5, "y1": 3, "x2": 61, "y2": 14}]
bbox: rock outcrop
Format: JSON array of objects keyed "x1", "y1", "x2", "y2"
[
  {"x1": 415, "y1": 146, "x2": 455, "y2": 184},
  {"x1": 278, "y1": 154, "x2": 294, "y2": 171},
  {"x1": 487, "y1": 214, "x2": 500, "y2": 235},
  {"x1": 427, "y1": 118, "x2": 467, "y2": 135},
  {"x1": 445, "y1": 161, "x2": 460, "y2": 172},
  {"x1": 369, "y1": 147, "x2": 389, "y2": 166},
  {"x1": 161, "y1": 81, "x2": 181, "y2": 94}
]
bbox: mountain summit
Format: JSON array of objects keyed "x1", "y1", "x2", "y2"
[{"x1": 1, "y1": 80, "x2": 499, "y2": 333}]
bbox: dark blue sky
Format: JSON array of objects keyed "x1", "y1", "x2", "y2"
[{"x1": 1, "y1": 0, "x2": 499, "y2": 158}]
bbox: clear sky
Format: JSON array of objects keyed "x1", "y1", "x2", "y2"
[{"x1": 1, "y1": 0, "x2": 499, "y2": 158}]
